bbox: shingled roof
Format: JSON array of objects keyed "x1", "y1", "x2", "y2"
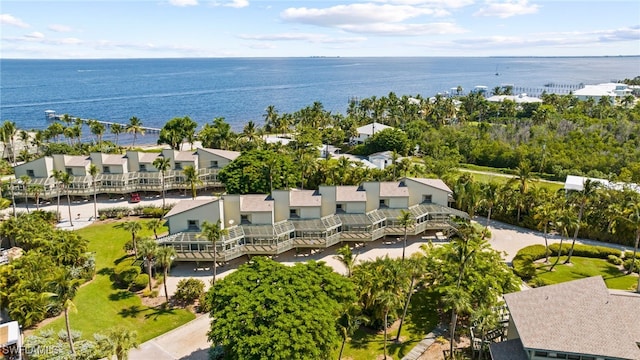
[{"x1": 502, "y1": 276, "x2": 640, "y2": 359}]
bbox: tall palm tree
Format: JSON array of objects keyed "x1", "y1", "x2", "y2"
[
  {"x1": 395, "y1": 254, "x2": 425, "y2": 342},
  {"x1": 444, "y1": 286, "x2": 472, "y2": 357},
  {"x1": 377, "y1": 290, "x2": 398, "y2": 359},
  {"x1": 398, "y1": 210, "x2": 414, "y2": 262},
  {"x1": 533, "y1": 202, "x2": 555, "y2": 263},
  {"x1": 152, "y1": 157, "x2": 171, "y2": 209},
  {"x1": 565, "y1": 179, "x2": 600, "y2": 264},
  {"x1": 156, "y1": 246, "x2": 176, "y2": 303},
  {"x1": 479, "y1": 182, "x2": 498, "y2": 235},
  {"x1": 104, "y1": 327, "x2": 139, "y2": 360},
  {"x1": 121, "y1": 221, "x2": 142, "y2": 257},
  {"x1": 50, "y1": 269, "x2": 82, "y2": 355},
  {"x1": 550, "y1": 208, "x2": 577, "y2": 272},
  {"x1": 111, "y1": 123, "x2": 124, "y2": 148},
  {"x1": 29, "y1": 183, "x2": 44, "y2": 211},
  {"x1": 2, "y1": 121, "x2": 17, "y2": 165},
  {"x1": 611, "y1": 198, "x2": 640, "y2": 276},
  {"x1": 126, "y1": 116, "x2": 145, "y2": 147},
  {"x1": 183, "y1": 165, "x2": 200, "y2": 199},
  {"x1": 88, "y1": 164, "x2": 99, "y2": 220},
  {"x1": 333, "y1": 244, "x2": 358, "y2": 277},
  {"x1": 52, "y1": 169, "x2": 64, "y2": 222},
  {"x1": 146, "y1": 218, "x2": 164, "y2": 239},
  {"x1": 59, "y1": 171, "x2": 74, "y2": 226},
  {"x1": 197, "y1": 220, "x2": 228, "y2": 284},
  {"x1": 138, "y1": 238, "x2": 158, "y2": 292},
  {"x1": 19, "y1": 175, "x2": 31, "y2": 213}
]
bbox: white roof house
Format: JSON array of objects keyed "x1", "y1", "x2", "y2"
[
  {"x1": 351, "y1": 122, "x2": 393, "y2": 144},
  {"x1": 573, "y1": 82, "x2": 632, "y2": 103},
  {"x1": 486, "y1": 94, "x2": 543, "y2": 104},
  {"x1": 564, "y1": 175, "x2": 640, "y2": 194},
  {"x1": 368, "y1": 151, "x2": 402, "y2": 170}
]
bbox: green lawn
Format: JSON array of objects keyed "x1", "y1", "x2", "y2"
[
  {"x1": 534, "y1": 256, "x2": 638, "y2": 291},
  {"x1": 336, "y1": 289, "x2": 440, "y2": 360},
  {"x1": 38, "y1": 219, "x2": 195, "y2": 342}
]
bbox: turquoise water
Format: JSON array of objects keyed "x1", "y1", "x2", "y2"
[{"x1": 1, "y1": 57, "x2": 639, "y2": 131}]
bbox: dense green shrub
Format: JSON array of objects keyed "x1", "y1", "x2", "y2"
[
  {"x1": 131, "y1": 274, "x2": 149, "y2": 291},
  {"x1": 530, "y1": 277, "x2": 553, "y2": 288},
  {"x1": 624, "y1": 251, "x2": 640, "y2": 259},
  {"x1": 174, "y1": 278, "x2": 205, "y2": 306},
  {"x1": 114, "y1": 263, "x2": 141, "y2": 288},
  {"x1": 142, "y1": 207, "x2": 165, "y2": 218},
  {"x1": 608, "y1": 255, "x2": 623, "y2": 265},
  {"x1": 623, "y1": 259, "x2": 639, "y2": 273},
  {"x1": 98, "y1": 206, "x2": 131, "y2": 219},
  {"x1": 548, "y1": 243, "x2": 621, "y2": 259},
  {"x1": 514, "y1": 245, "x2": 548, "y2": 261}
]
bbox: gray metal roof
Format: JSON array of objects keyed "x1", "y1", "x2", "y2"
[
  {"x1": 292, "y1": 215, "x2": 342, "y2": 232},
  {"x1": 243, "y1": 220, "x2": 294, "y2": 238}
]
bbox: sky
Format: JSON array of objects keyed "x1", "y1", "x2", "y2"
[{"x1": 1, "y1": 0, "x2": 639, "y2": 59}]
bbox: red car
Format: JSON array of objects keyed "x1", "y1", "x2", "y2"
[{"x1": 129, "y1": 193, "x2": 141, "y2": 203}]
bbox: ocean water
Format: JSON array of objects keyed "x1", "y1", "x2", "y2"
[{"x1": 1, "y1": 57, "x2": 639, "y2": 133}]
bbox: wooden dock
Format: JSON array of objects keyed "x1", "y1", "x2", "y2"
[{"x1": 45, "y1": 110, "x2": 161, "y2": 134}]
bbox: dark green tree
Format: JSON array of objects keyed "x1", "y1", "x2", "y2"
[
  {"x1": 207, "y1": 257, "x2": 355, "y2": 360},
  {"x1": 218, "y1": 149, "x2": 299, "y2": 194},
  {"x1": 157, "y1": 116, "x2": 198, "y2": 150}
]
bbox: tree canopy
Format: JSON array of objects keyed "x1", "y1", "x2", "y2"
[
  {"x1": 206, "y1": 257, "x2": 355, "y2": 360},
  {"x1": 218, "y1": 149, "x2": 300, "y2": 194},
  {"x1": 157, "y1": 116, "x2": 198, "y2": 150}
]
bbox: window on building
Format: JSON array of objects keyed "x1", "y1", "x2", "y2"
[
  {"x1": 65, "y1": 168, "x2": 73, "y2": 175},
  {"x1": 26, "y1": 169, "x2": 35, "y2": 177},
  {"x1": 289, "y1": 209, "x2": 299, "y2": 218},
  {"x1": 210, "y1": 160, "x2": 219, "y2": 168},
  {"x1": 336, "y1": 204, "x2": 343, "y2": 213},
  {"x1": 103, "y1": 166, "x2": 110, "y2": 174},
  {"x1": 240, "y1": 215, "x2": 250, "y2": 224},
  {"x1": 139, "y1": 164, "x2": 147, "y2": 172},
  {"x1": 379, "y1": 199, "x2": 387, "y2": 208},
  {"x1": 187, "y1": 220, "x2": 199, "y2": 231},
  {"x1": 175, "y1": 162, "x2": 182, "y2": 170},
  {"x1": 422, "y1": 195, "x2": 433, "y2": 203}
]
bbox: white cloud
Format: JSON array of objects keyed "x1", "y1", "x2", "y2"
[
  {"x1": 48, "y1": 24, "x2": 73, "y2": 33},
  {"x1": 25, "y1": 31, "x2": 45, "y2": 39},
  {"x1": 341, "y1": 22, "x2": 466, "y2": 36},
  {"x1": 59, "y1": 37, "x2": 83, "y2": 45},
  {"x1": 474, "y1": 0, "x2": 539, "y2": 18},
  {"x1": 377, "y1": 0, "x2": 474, "y2": 9},
  {"x1": 0, "y1": 14, "x2": 30, "y2": 28},
  {"x1": 281, "y1": 3, "x2": 437, "y2": 26},
  {"x1": 169, "y1": 0, "x2": 199, "y2": 7},
  {"x1": 225, "y1": 0, "x2": 249, "y2": 8},
  {"x1": 238, "y1": 32, "x2": 367, "y2": 44}
]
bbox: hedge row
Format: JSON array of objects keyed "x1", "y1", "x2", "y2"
[
  {"x1": 98, "y1": 204, "x2": 172, "y2": 219},
  {"x1": 548, "y1": 243, "x2": 622, "y2": 259}
]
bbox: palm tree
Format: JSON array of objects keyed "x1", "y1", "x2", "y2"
[
  {"x1": 183, "y1": 165, "x2": 200, "y2": 199},
  {"x1": 138, "y1": 238, "x2": 158, "y2": 292},
  {"x1": 19, "y1": 175, "x2": 31, "y2": 213},
  {"x1": 104, "y1": 327, "x2": 139, "y2": 360},
  {"x1": 478, "y1": 182, "x2": 498, "y2": 235},
  {"x1": 377, "y1": 290, "x2": 398, "y2": 359},
  {"x1": 111, "y1": 123, "x2": 124, "y2": 148},
  {"x1": 50, "y1": 269, "x2": 82, "y2": 355},
  {"x1": 2, "y1": 121, "x2": 17, "y2": 165},
  {"x1": 146, "y1": 218, "x2": 164, "y2": 239},
  {"x1": 611, "y1": 198, "x2": 640, "y2": 276},
  {"x1": 156, "y1": 246, "x2": 176, "y2": 303},
  {"x1": 89, "y1": 164, "x2": 99, "y2": 220},
  {"x1": 395, "y1": 254, "x2": 425, "y2": 342},
  {"x1": 89, "y1": 120, "x2": 106, "y2": 148},
  {"x1": 533, "y1": 202, "x2": 555, "y2": 263},
  {"x1": 126, "y1": 116, "x2": 145, "y2": 147},
  {"x1": 550, "y1": 208, "x2": 577, "y2": 272},
  {"x1": 52, "y1": 170, "x2": 64, "y2": 222},
  {"x1": 59, "y1": 171, "x2": 74, "y2": 226},
  {"x1": 29, "y1": 183, "x2": 44, "y2": 211},
  {"x1": 152, "y1": 157, "x2": 171, "y2": 209},
  {"x1": 121, "y1": 221, "x2": 142, "y2": 257},
  {"x1": 398, "y1": 210, "x2": 414, "y2": 262},
  {"x1": 337, "y1": 304, "x2": 365, "y2": 360},
  {"x1": 565, "y1": 179, "x2": 600, "y2": 264},
  {"x1": 333, "y1": 244, "x2": 358, "y2": 277},
  {"x1": 197, "y1": 220, "x2": 228, "y2": 284},
  {"x1": 444, "y1": 286, "x2": 472, "y2": 358}
]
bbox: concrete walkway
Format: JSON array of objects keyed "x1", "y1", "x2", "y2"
[{"x1": 401, "y1": 326, "x2": 446, "y2": 360}]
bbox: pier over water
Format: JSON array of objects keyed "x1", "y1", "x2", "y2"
[{"x1": 44, "y1": 110, "x2": 161, "y2": 134}]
